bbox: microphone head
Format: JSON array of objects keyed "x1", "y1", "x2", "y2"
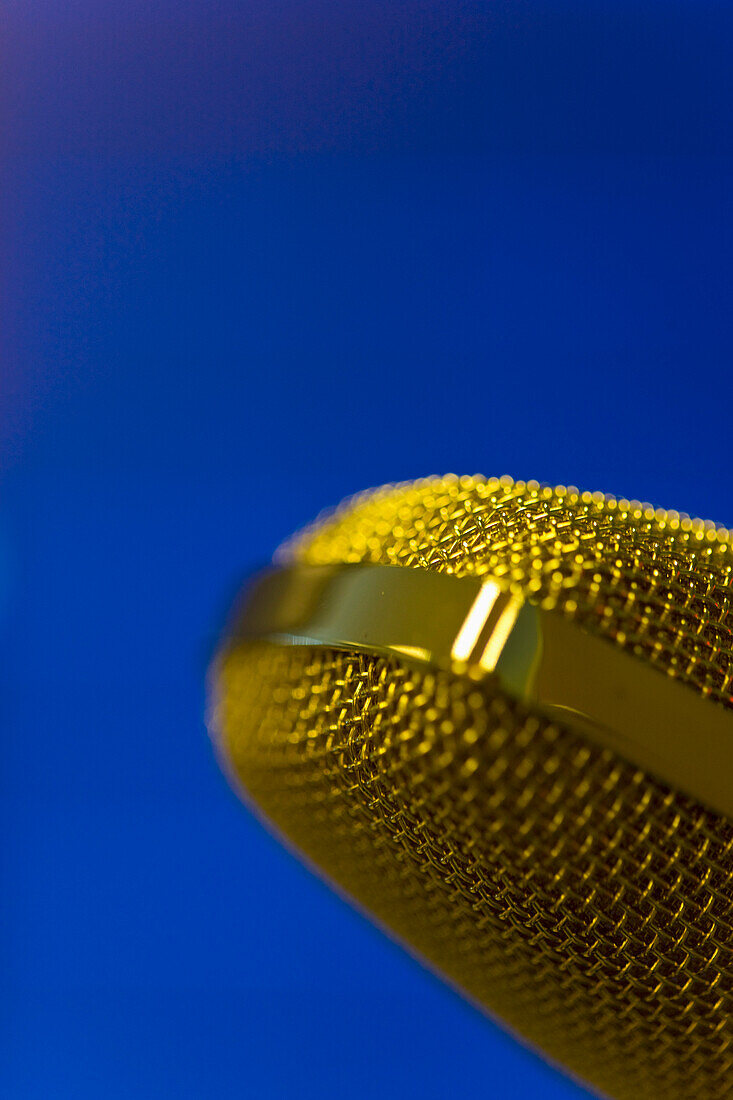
[{"x1": 209, "y1": 475, "x2": 733, "y2": 1099}]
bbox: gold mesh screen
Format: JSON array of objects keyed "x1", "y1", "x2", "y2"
[{"x1": 214, "y1": 476, "x2": 733, "y2": 1099}]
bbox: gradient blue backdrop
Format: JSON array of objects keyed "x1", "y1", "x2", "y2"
[{"x1": 4, "y1": 2, "x2": 733, "y2": 1097}]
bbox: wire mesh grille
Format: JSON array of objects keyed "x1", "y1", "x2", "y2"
[{"x1": 214, "y1": 476, "x2": 733, "y2": 1098}]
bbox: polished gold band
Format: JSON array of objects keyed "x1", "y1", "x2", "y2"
[{"x1": 224, "y1": 561, "x2": 733, "y2": 820}]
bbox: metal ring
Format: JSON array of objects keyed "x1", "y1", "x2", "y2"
[{"x1": 221, "y1": 561, "x2": 733, "y2": 820}]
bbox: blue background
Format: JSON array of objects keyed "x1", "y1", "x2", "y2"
[{"x1": 4, "y1": 2, "x2": 733, "y2": 1096}]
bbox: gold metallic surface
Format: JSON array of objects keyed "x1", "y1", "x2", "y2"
[
  {"x1": 210, "y1": 475, "x2": 733, "y2": 1099},
  {"x1": 228, "y1": 560, "x2": 733, "y2": 819}
]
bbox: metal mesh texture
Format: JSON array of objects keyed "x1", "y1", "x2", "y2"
[{"x1": 214, "y1": 476, "x2": 733, "y2": 1099}]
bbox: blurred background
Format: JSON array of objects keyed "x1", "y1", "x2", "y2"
[{"x1": 3, "y1": 2, "x2": 733, "y2": 1096}]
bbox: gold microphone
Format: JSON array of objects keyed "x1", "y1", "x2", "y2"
[{"x1": 208, "y1": 475, "x2": 733, "y2": 1099}]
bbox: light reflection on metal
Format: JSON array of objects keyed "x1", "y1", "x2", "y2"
[
  {"x1": 451, "y1": 579, "x2": 503, "y2": 662},
  {"x1": 224, "y1": 561, "x2": 733, "y2": 821}
]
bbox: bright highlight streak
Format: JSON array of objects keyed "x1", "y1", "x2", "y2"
[
  {"x1": 451, "y1": 579, "x2": 501, "y2": 662},
  {"x1": 479, "y1": 601, "x2": 520, "y2": 673}
]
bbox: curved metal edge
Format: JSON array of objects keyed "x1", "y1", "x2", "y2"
[{"x1": 218, "y1": 561, "x2": 733, "y2": 821}]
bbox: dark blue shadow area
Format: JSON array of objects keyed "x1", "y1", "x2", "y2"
[{"x1": 4, "y1": 2, "x2": 733, "y2": 1097}]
